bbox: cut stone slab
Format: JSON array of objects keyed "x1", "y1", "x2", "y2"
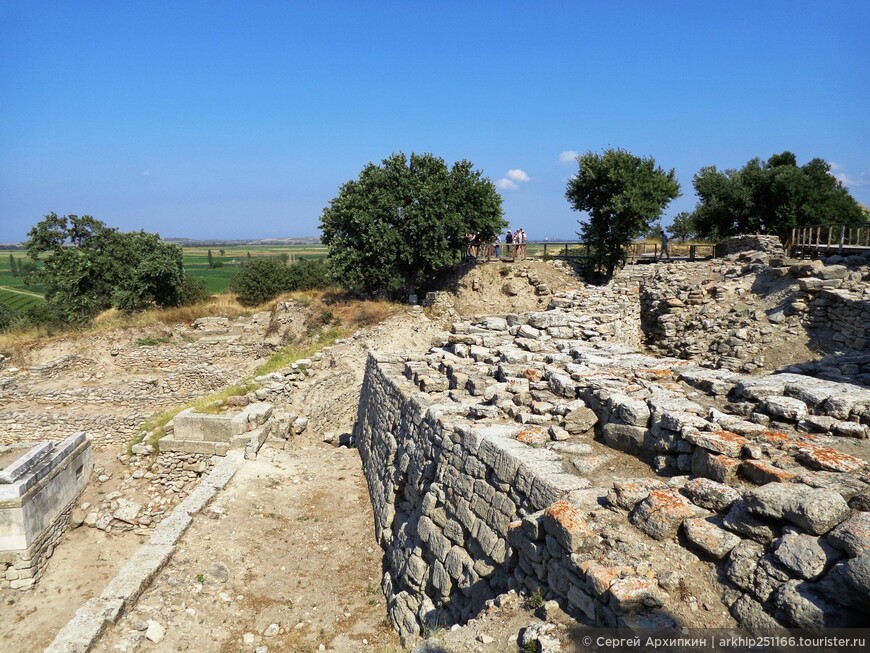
[
  {"x1": 691, "y1": 448, "x2": 740, "y2": 484},
  {"x1": 607, "y1": 576, "x2": 666, "y2": 613},
  {"x1": 796, "y1": 443, "x2": 866, "y2": 473},
  {"x1": 743, "y1": 482, "x2": 850, "y2": 535},
  {"x1": 740, "y1": 459, "x2": 797, "y2": 485},
  {"x1": 684, "y1": 429, "x2": 749, "y2": 458},
  {"x1": 629, "y1": 487, "x2": 709, "y2": 541},
  {"x1": 762, "y1": 396, "x2": 808, "y2": 421},
  {"x1": 541, "y1": 501, "x2": 598, "y2": 553},
  {"x1": 683, "y1": 516, "x2": 742, "y2": 559},
  {"x1": 683, "y1": 477, "x2": 741, "y2": 512}
]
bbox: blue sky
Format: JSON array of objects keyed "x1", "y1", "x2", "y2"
[{"x1": 1, "y1": 1, "x2": 868, "y2": 242}]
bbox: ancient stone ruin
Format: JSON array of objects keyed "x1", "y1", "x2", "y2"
[
  {"x1": 355, "y1": 249, "x2": 870, "y2": 643},
  {"x1": 1, "y1": 433, "x2": 92, "y2": 589}
]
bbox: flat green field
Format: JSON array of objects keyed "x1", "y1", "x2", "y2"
[{"x1": 0, "y1": 246, "x2": 328, "y2": 311}]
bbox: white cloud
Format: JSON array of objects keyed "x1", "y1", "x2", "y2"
[
  {"x1": 558, "y1": 150, "x2": 579, "y2": 165},
  {"x1": 497, "y1": 178, "x2": 519, "y2": 191},
  {"x1": 835, "y1": 171, "x2": 870, "y2": 189},
  {"x1": 506, "y1": 169, "x2": 530, "y2": 183},
  {"x1": 829, "y1": 161, "x2": 843, "y2": 171}
]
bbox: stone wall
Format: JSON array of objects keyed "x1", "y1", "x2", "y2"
[
  {"x1": 0, "y1": 433, "x2": 92, "y2": 589},
  {"x1": 356, "y1": 293, "x2": 870, "y2": 642}
]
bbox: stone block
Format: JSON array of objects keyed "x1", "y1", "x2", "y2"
[
  {"x1": 691, "y1": 448, "x2": 740, "y2": 484},
  {"x1": 796, "y1": 443, "x2": 866, "y2": 473},
  {"x1": 629, "y1": 488, "x2": 709, "y2": 541},
  {"x1": 724, "y1": 540, "x2": 765, "y2": 592},
  {"x1": 773, "y1": 580, "x2": 862, "y2": 629},
  {"x1": 772, "y1": 529, "x2": 841, "y2": 580},
  {"x1": 602, "y1": 423, "x2": 649, "y2": 454},
  {"x1": 564, "y1": 406, "x2": 598, "y2": 434},
  {"x1": 683, "y1": 516, "x2": 742, "y2": 559},
  {"x1": 684, "y1": 429, "x2": 748, "y2": 458},
  {"x1": 608, "y1": 577, "x2": 666, "y2": 613},
  {"x1": 827, "y1": 512, "x2": 870, "y2": 557},
  {"x1": 740, "y1": 459, "x2": 797, "y2": 485},
  {"x1": 722, "y1": 501, "x2": 780, "y2": 544},
  {"x1": 607, "y1": 478, "x2": 665, "y2": 511},
  {"x1": 743, "y1": 482, "x2": 850, "y2": 535},
  {"x1": 762, "y1": 396, "x2": 808, "y2": 421},
  {"x1": 682, "y1": 477, "x2": 741, "y2": 512},
  {"x1": 541, "y1": 501, "x2": 598, "y2": 553}
]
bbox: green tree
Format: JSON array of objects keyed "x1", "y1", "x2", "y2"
[
  {"x1": 207, "y1": 249, "x2": 214, "y2": 268},
  {"x1": 689, "y1": 152, "x2": 866, "y2": 239},
  {"x1": 24, "y1": 213, "x2": 195, "y2": 323},
  {"x1": 668, "y1": 211, "x2": 697, "y2": 241},
  {"x1": 566, "y1": 148, "x2": 680, "y2": 278},
  {"x1": 320, "y1": 152, "x2": 505, "y2": 294},
  {"x1": 8, "y1": 254, "x2": 17, "y2": 277},
  {"x1": 219, "y1": 248, "x2": 225, "y2": 256}
]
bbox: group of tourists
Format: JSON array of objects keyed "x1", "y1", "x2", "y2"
[{"x1": 465, "y1": 228, "x2": 528, "y2": 261}]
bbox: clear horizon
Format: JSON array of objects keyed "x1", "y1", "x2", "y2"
[{"x1": 2, "y1": 1, "x2": 868, "y2": 243}]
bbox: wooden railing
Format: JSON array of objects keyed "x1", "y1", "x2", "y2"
[
  {"x1": 470, "y1": 241, "x2": 716, "y2": 262},
  {"x1": 789, "y1": 224, "x2": 870, "y2": 256}
]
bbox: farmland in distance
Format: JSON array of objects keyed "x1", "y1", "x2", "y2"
[{"x1": 0, "y1": 245, "x2": 328, "y2": 310}]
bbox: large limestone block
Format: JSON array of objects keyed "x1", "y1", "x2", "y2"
[{"x1": 743, "y1": 482, "x2": 850, "y2": 535}]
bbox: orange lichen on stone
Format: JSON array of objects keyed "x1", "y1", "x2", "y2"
[
  {"x1": 797, "y1": 443, "x2": 866, "y2": 473},
  {"x1": 544, "y1": 500, "x2": 585, "y2": 532},
  {"x1": 516, "y1": 427, "x2": 548, "y2": 446},
  {"x1": 521, "y1": 368, "x2": 541, "y2": 382},
  {"x1": 741, "y1": 459, "x2": 798, "y2": 484}
]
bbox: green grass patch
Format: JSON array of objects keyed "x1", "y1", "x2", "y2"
[
  {"x1": 135, "y1": 336, "x2": 171, "y2": 347},
  {"x1": 254, "y1": 326, "x2": 348, "y2": 377}
]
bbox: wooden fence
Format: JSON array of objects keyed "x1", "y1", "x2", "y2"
[{"x1": 789, "y1": 224, "x2": 870, "y2": 257}]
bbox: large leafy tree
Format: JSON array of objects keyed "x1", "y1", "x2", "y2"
[
  {"x1": 689, "y1": 152, "x2": 866, "y2": 239},
  {"x1": 320, "y1": 152, "x2": 505, "y2": 294},
  {"x1": 25, "y1": 213, "x2": 195, "y2": 323},
  {"x1": 566, "y1": 148, "x2": 680, "y2": 278}
]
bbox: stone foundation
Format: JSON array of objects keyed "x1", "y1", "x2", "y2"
[{"x1": 0, "y1": 433, "x2": 92, "y2": 589}]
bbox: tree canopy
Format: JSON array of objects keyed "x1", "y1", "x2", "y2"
[
  {"x1": 688, "y1": 152, "x2": 866, "y2": 240},
  {"x1": 566, "y1": 148, "x2": 680, "y2": 278},
  {"x1": 24, "y1": 213, "x2": 201, "y2": 323},
  {"x1": 320, "y1": 152, "x2": 505, "y2": 294}
]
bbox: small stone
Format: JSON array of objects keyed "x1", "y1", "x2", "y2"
[
  {"x1": 243, "y1": 632, "x2": 256, "y2": 645},
  {"x1": 263, "y1": 623, "x2": 279, "y2": 637},
  {"x1": 145, "y1": 620, "x2": 165, "y2": 644},
  {"x1": 477, "y1": 634, "x2": 495, "y2": 644}
]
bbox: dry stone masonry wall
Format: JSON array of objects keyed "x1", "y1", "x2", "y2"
[{"x1": 357, "y1": 276, "x2": 870, "y2": 643}]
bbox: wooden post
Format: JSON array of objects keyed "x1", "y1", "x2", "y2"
[
  {"x1": 564, "y1": 243, "x2": 568, "y2": 258},
  {"x1": 543, "y1": 243, "x2": 548, "y2": 259}
]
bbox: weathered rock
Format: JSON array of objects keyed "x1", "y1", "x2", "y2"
[
  {"x1": 772, "y1": 529, "x2": 841, "y2": 580},
  {"x1": 629, "y1": 488, "x2": 709, "y2": 541},
  {"x1": 730, "y1": 594, "x2": 787, "y2": 635},
  {"x1": 682, "y1": 516, "x2": 742, "y2": 559},
  {"x1": 724, "y1": 540, "x2": 766, "y2": 592},
  {"x1": 607, "y1": 576, "x2": 666, "y2": 613},
  {"x1": 682, "y1": 477, "x2": 741, "y2": 512},
  {"x1": 743, "y1": 482, "x2": 850, "y2": 535},
  {"x1": 722, "y1": 501, "x2": 780, "y2": 544},
  {"x1": 773, "y1": 580, "x2": 862, "y2": 629},
  {"x1": 762, "y1": 396, "x2": 808, "y2": 421},
  {"x1": 607, "y1": 478, "x2": 666, "y2": 511},
  {"x1": 827, "y1": 512, "x2": 870, "y2": 557},
  {"x1": 541, "y1": 501, "x2": 598, "y2": 553}
]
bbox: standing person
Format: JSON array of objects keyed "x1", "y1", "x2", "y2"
[
  {"x1": 660, "y1": 229, "x2": 670, "y2": 260},
  {"x1": 505, "y1": 229, "x2": 513, "y2": 259},
  {"x1": 520, "y1": 228, "x2": 527, "y2": 259},
  {"x1": 494, "y1": 236, "x2": 500, "y2": 259}
]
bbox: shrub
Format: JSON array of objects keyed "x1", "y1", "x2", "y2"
[
  {"x1": 230, "y1": 258, "x2": 289, "y2": 306},
  {"x1": 178, "y1": 274, "x2": 211, "y2": 306},
  {"x1": 0, "y1": 304, "x2": 15, "y2": 332}
]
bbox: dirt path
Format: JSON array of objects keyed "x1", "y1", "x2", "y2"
[
  {"x1": 0, "y1": 285, "x2": 43, "y2": 298},
  {"x1": 91, "y1": 443, "x2": 401, "y2": 653}
]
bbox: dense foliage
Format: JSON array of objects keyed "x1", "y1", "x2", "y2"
[
  {"x1": 566, "y1": 149, "x2": 680, "y2": 278},
  {"x1": 320, "y1": 152, "x2": 505, "y2": 294},
  {"x1": 231, "y1": 257, "x2": 329, "y2": 306},
  {"x1": 687, "y1": 152, "x2": 866, "y2": 240},
  {"x1": 0, "y1": 303, "x2": 15, "y2": 331},
  {"x1": 24, "y1": 213, "x2": 205, "y2": 323}
]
